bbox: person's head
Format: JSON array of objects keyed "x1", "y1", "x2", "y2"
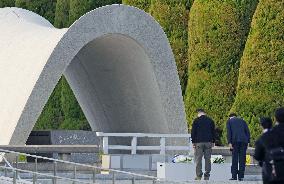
[
  {"x1": 275, "y1": 107, "x2": 284, "y2": 124},
  {"x1": 260, "y1": 117, "x2": 273, "y2": 130},
  {"x1": 196, "y1": 108, "x2": 206, "y2": 117},
  {"x1": 229, "y1": 113, "x2": 237, "y2": 119}
]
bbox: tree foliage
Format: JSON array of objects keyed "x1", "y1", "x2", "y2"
[
  {"x1": 34, "y1": 79, "x2": 64, "y2": 130},
  {"x1": 122, "y1": 0, "x2": 151, "y2": 12},
  {"x1": 54, "y1": 0, "x2": 70, "y2": 28},
  {"x1": 184, "y1": 0, "x2": 258, "y2": 144},
  {"x1": 0, "y1": 0, "x2": 15, "y2": 7},
  {"x1": 231, "y1": 0, "x2": 284, "y2": 144},
  {"x1": 15, "y1": 0, "x2": 57, "y2": 24},
  {"x1": 150, "y1": 0, "x2": 192, "y2": 94},
  {"x1": 60, "y1": 77, "x2": 91, "y2": 130}
]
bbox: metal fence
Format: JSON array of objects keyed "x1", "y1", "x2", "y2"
[{"x1": 0, "y1": 148, "x2": 189, "y2": 184}]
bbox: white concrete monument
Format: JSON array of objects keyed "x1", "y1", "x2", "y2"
[{"x1": 0, "y1": 5, "x2": 187, "y2": 145}]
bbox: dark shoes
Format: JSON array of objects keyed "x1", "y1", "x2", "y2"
[
  {"x1": 229, "y1": 178, "x2": 237, "y2": 180},
  {"x1": 229, "y1": 178, "x2": 244, "y2": 181}
]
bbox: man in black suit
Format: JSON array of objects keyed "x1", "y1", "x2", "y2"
[
  {"x1": 191, "y1": 109, "x2": 215, "y2": 180},
  {"x1": 227, "y1": 113, "x2": 250, "y2": 181},
  {"x1": 254, "y1": 108, "x2": 284, "y2": 184}
]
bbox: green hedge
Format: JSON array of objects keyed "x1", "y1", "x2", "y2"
[
  {"x1": 54, "y1": 0, "x2": 70, "y2": 28},
  {"x1": 231, "y1": 0, "x2": 284, "y2": 145},
  {"x1": 0, "y1": 0, "x2": 15, "y2": 7},
  {"x1": 185, "y1": 0, "x2": 258, "y2": 144},
  {"x1": 150, "y1": 0, "x2": 192, "y2": 94},
  {"x1": 122, "y1": 0, "x2": 151, "y2": 12},
  {"x1": 60, "y1": 77, "x2": 90, "y2": 130},
  {"x1": 15, "y1": 0, "x2": 56, "y2": 24},
  {"x1": 34, "y1": 79, "x2": 64, "y2": 130}
]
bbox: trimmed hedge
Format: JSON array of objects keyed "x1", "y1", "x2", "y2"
[
  {"x1": 122, "y1": 0, "x2": 151, "y2": 12},
  {"x1": 0, "y1": 0, "x2": 15, "y2": 7},
  {"x1": 54, "y1": 0, "x2": 70, "y2": 28},
  {"x1": 34, "y1": 79, "x2": 64, "y2": 130},
  {"x1": 231, "y1": 0, "x2": 284, "y2": 145},
  {"x1": 15, "y1": 0, "x2": 56, "y2": 24},
  {"x1": 68, "y1": 0, "x2": 90, "y2": 25},
  {"x1": 150, "y1": 0, "x2": 192, "y2": 94},
  {"x1": 185, "y1": 0, "x2": 258, "y2": 144},
  {"x1": 60, "y1": 77, "x2": 90, "y2": 130}
]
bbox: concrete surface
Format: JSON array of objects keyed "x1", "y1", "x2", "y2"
[{"x1": 0, "y1": 5, "x2": 187, "y2": 146}]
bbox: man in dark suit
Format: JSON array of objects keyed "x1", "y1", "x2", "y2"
[
  {"x1": 254, "y1": 108, "x2": 284, "y2": 184},
  {"x1": 191, "y1": 109, "x2": 215, "y2": 180},
  {"x1": 227, "y1": 113, "x2": 250, "y2": 181}
]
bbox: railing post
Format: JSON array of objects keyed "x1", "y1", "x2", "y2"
[
  {"x1": 112, "y1": 171, "x2": 115, "y2": 184},
  {"x1": 92, "y1": 164, "x2": 96, "y2": 183},
  {"x1": 132, "y1": 176, "x2": 135, "y2": 184},
  {"x1": 160, "y1": 137, "x2": 166, "y2": 155},
  {"x1": 131, "y1": 137, "x2": 137, "y2": 154},
  {"x1": 103, "y1": 136, "x2": 109, "y2": 154},
  {"x1": 72, "y1": 165, "x2": 76, "y2": 184},
  {"x1": 4, "y1": 164, "x2": 7, "y2": 177},
  {"x1": 53, "y1": 161, "x2": 57, "y2": 184},
  {"x1": 15, "y1": 155, "x2": 18, "y2": 179},
  {"x1": 33, "y1": 158, "x2": 38, "y2": 184},
  {"x1": 13, "y1": 170, "x2": 16, "y2": 184}
]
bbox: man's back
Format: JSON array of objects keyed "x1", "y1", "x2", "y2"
[
  {"x1": 258, "y1": 124, "x2": 284, "y2": 160},
  {"x1": 255, "y1": 124, "x2": 284, "y2": 183},
  {"x1": 227, "y1": 117, "x2": 250, "y2": 144},
  {"x1": 191, "y1": 115, "x2": 215, "y2": 143}
]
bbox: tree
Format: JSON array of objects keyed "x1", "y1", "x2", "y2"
[
  {"x1": 122, "y1": 0, "x2": 151, "y2": 12},
  {"x1": 34, "y1": 79, "x2": 64, "y2": 130},
  {"x1": 54, "y1": 0, "x2": 70, "y2": 28},
  {"x1": 184, "y1": 0, "x2": 258, "y2": 145},
  {"x1": 68, "y1": 0, "x2": 90, "y2": 25},
  {"x1": 0, "y1": 0, "x2": 15, "y2": 7},
  {"x1": 150, "y1": 0, "x2": 193, "y2": 94},
  {"x1": 15, "y1": 0, "x2": 57, "y2": 24},
  {"x1": 231, "y1": 0, "x2": 284, "y2": 145},
  {"x1": 60, "y1": 77, "x2": 91, "y2": 130}
]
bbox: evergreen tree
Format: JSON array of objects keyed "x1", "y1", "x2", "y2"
[
  {"x1": 68, "y1": 0, "x2": 90, "y2": 25},
  {"x1": 231, "y1": 0, "x2": 284, "y2": 144},
  {"x1": 54, "y1": 0, "x2": 70, "y2": 28},
  {"x1": 15, "y1": 0, "x2": 57, "y2": 24},
  {"x1": 34, "y1": 79, "x2": 64, "y2": 130},
  {"x1": 0, "y1": 0, "x2": 15, "y2": 7},
  {"x1": 150, "y1": 0, "x2": 193, "y2": 94},
  {"x1": 60, "y1": 77, "x2": 91, "y2": 130},
  {"x1": 122, "y1": 0, "x2": 151, "y2": 12},
  {"x1": 184, "y1": 0, "x2": 258, "y2": 144}
]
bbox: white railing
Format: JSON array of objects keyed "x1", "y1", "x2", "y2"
[{"x1": 96, "y1": 132, "x2": 191, "y2": 154}]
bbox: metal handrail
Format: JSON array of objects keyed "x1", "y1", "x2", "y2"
[
  {"x1": 0, "y1": 165, "x2": 93, "y2": 184},
  {"x1": 0, "y1": 148, "x2": 192, "y2": 184},
  {"x1": 0, "y1": 148, "x2": 158, "y2": 179}
]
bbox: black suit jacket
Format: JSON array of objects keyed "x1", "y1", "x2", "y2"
[{"x1": 254, "y1": 124, "x2": 284, "y2": 181}]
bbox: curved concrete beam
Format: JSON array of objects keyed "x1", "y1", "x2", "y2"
[{"x1": 0, "y1": 5, "x2": 187, "y2": 145}]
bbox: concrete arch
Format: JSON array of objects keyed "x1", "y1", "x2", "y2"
[{"x1": 0, "y1": 5, "x2": 187, "y2": 145}]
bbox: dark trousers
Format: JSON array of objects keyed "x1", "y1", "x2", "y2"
[
  {"x1": 231, "y1": 142, "x2": 247, "y2": 179},
  {"x1": 194, "y1": 142, "x2": 212, "y2": 178}
]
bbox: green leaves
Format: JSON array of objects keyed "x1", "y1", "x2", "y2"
[
  {"x1": 185, "y1": 0, "x2": 258, "y2": 145},
  {"x1": 231, "y1": 0, "x2": 284, "y2": 145}
]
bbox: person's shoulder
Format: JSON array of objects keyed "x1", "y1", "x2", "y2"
[
  {"x1": 192, "y1": 117, "x2": 200, "y2": 124},
  {"x1": 260, "y1": 130, "x2": 274, "y2": 143}
]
